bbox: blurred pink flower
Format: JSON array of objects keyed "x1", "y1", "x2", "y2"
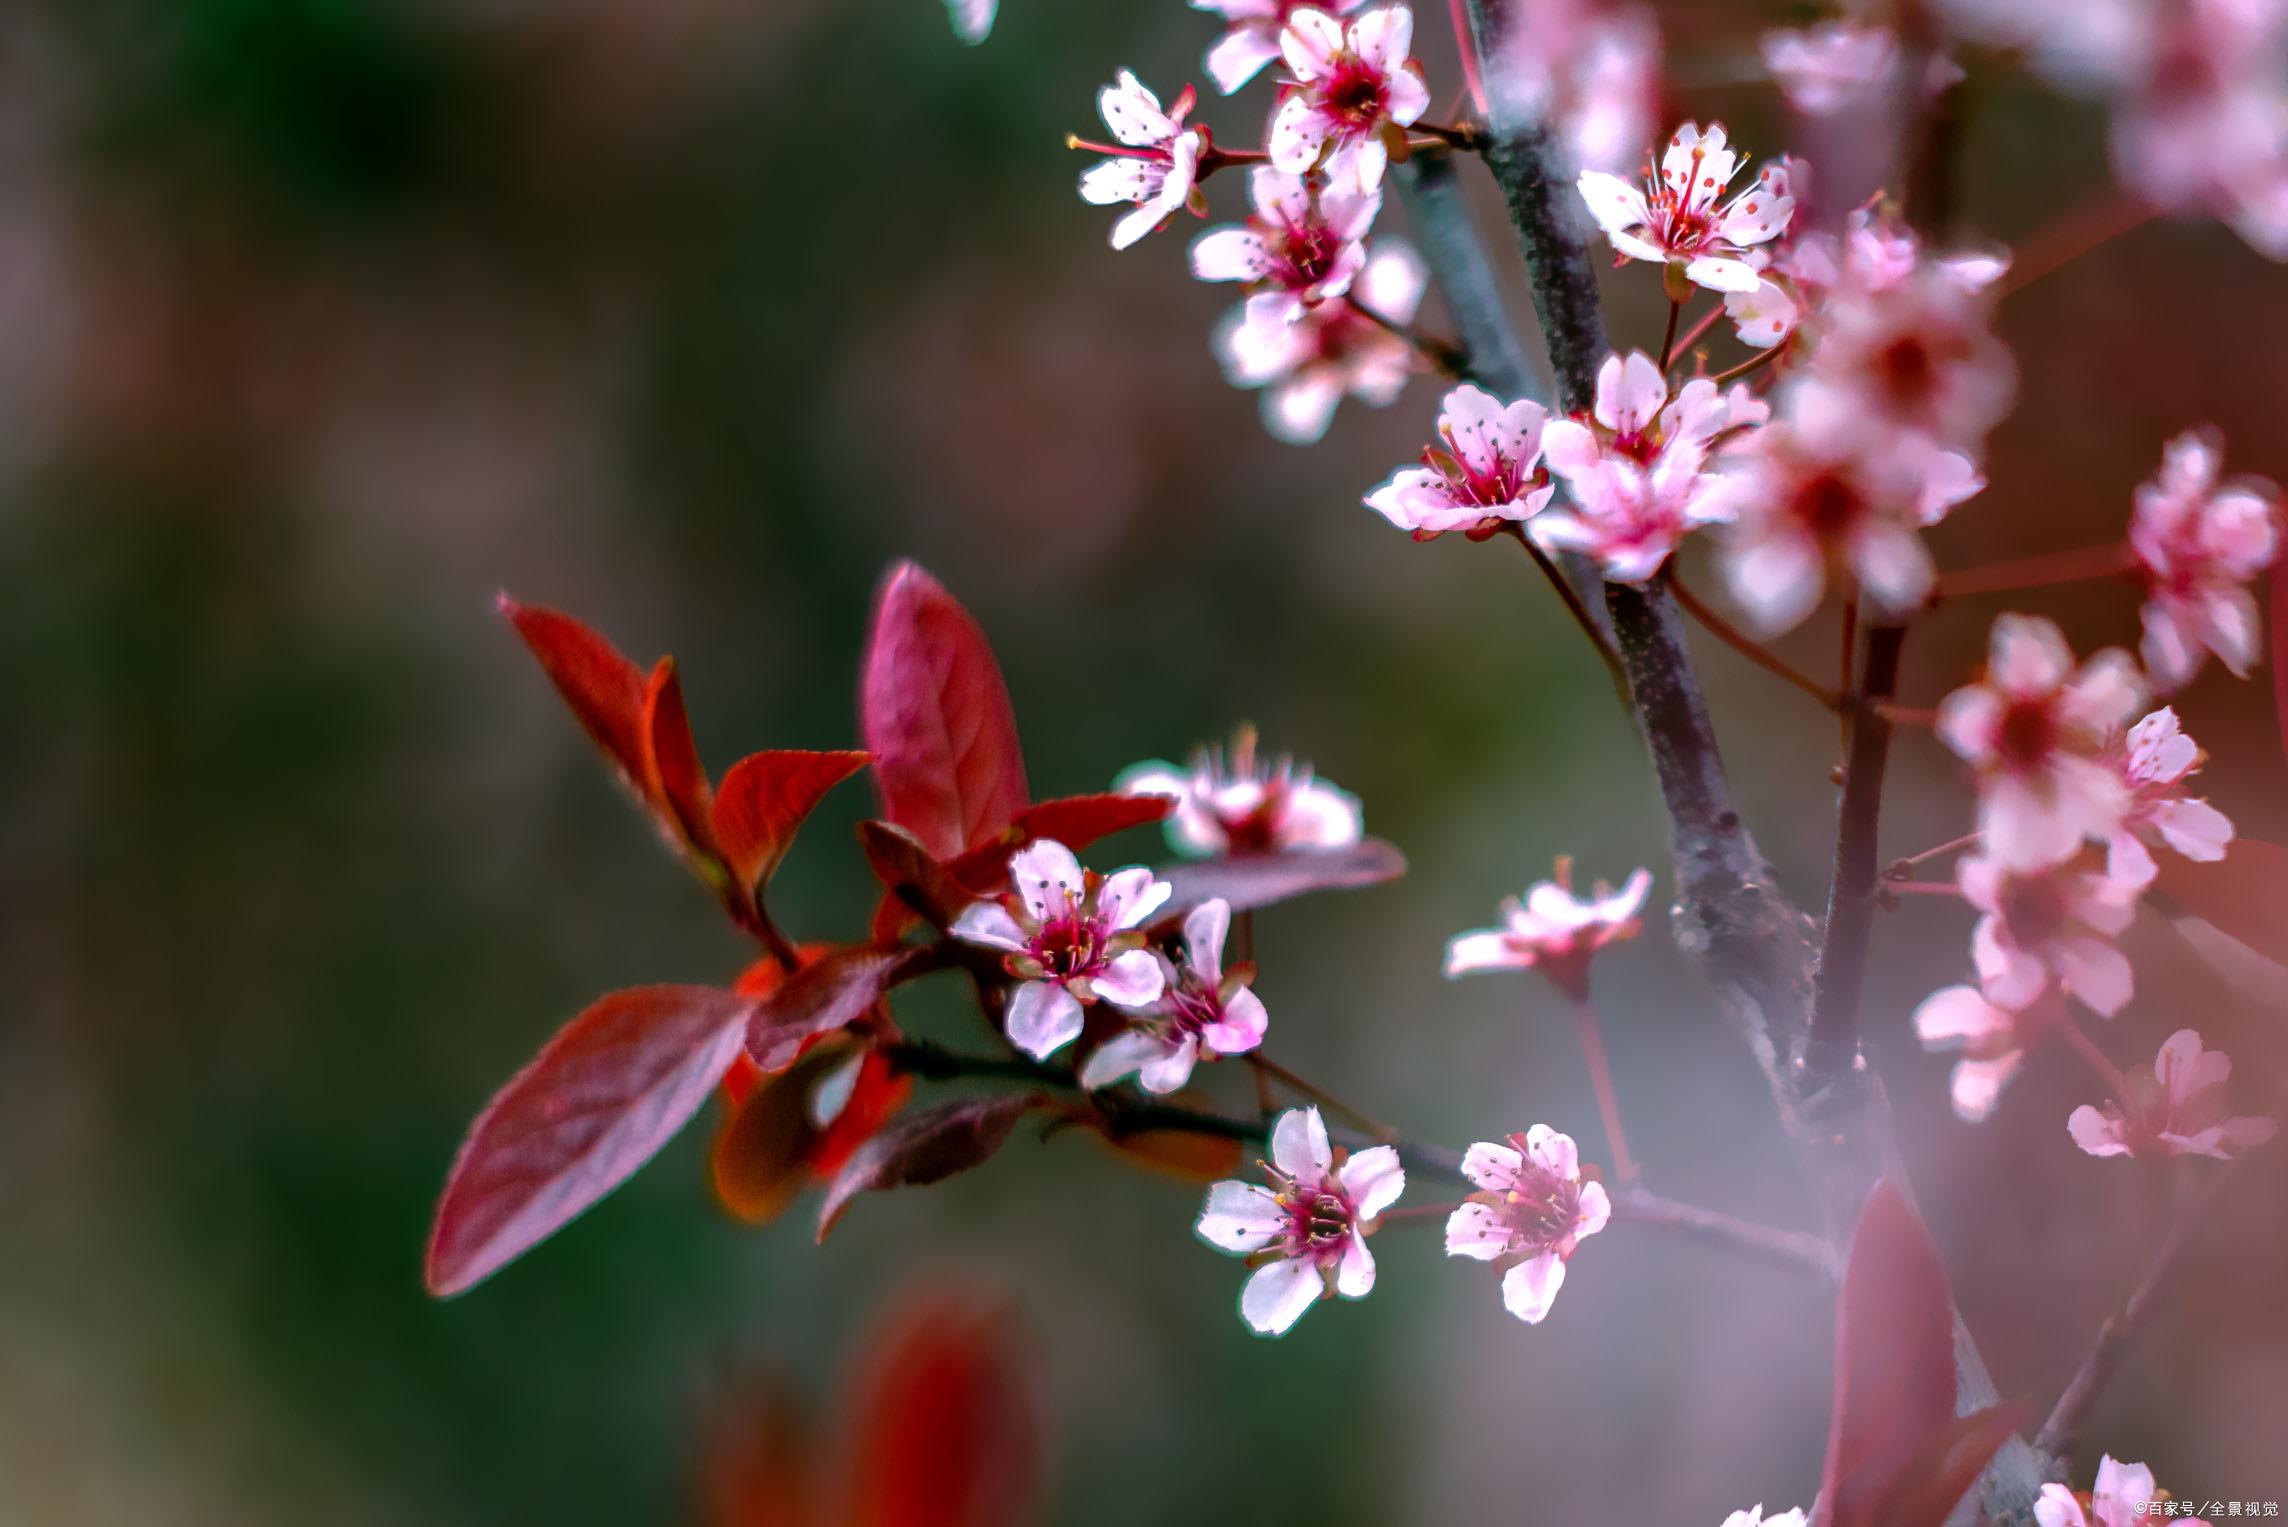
[
  {"x1": 1444, "y1": 859, "x2": 1652, "y2": 1000},
  {"x1": 2103, "y1": 706, "x2": 2235, "y2": 886},
  {"x1": 1536, "y1": 350, "x2": 1767, "y2": 580},
  {"x1": 1577, "y1": 122, "x2": 1795, "y2": 293},
  {"x1": 1118, "y1": 727, "x2": 1363, "y2": 855},
  {"x1": 1938, "y1": 615, "x2": 2145, "y2": 871},
  {"x1": 2110, "y1": 0, "x2": 2288, "y2": 258},
  {"x1": 1195, "y1": 1106, "x2": 1405, "y2": 1334},
  {"x1": 1365, "y1": 383, "x2": 1555, "y2": 539},
  {"x1": 1489, "y1": 0, "x2": 1662, "y2": 175},
  {"x1": 2128, "y1": 428, "x2": 2281, "y2": 691},
  {"x1": 1720, "y1": 1510, "x2": 1808, "y2": 1527},
  {"x1": 1913, "y1": 983, "x2": 2045, "y2": 1121},
  {"x1": 1960, "y1": 852, "x2": 2138, "y2": 1016},
  {"x1": 1194, "y1": 0, "x2": 1367, "y2": 94},
  {"x1": 1267, "y1": 5, "x2": 1430, "y2": 191},
  {"x1": 1191, "y1": 167, "x2": 1381, "y2": 329},
  {"x1": 951, "y1": 839, "x2": 1171, "y2": 1058},
  {"x1": 1082, "y1": 898, "x2": 1267, "y2": 1093},
  {"x1": 1796, "y1": 260, "x2": 2016, "y2": 457},
  {"x1": 1762, "y1": 23, "x2": 1900, "y2": 114},
  {"x1": 1216, "y1": 239, "x2": 1425, "y2": 441},
  {"x1": 1444, "y1": 1125, "x2": 1611, "y2": 1323},
  {"x1": 2069, "y1": 1028, "x2": 2276, "y2": 1160},
  {"x1": 1076, "y1": 72, "x2": 1208, "y2": 250}
]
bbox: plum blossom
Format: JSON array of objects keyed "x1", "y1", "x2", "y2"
[
  {"x1": 1216, "y1": 239, "x2": 1426, "y2": 442},
  {"x1": 1076, "y1": 72, "x2": 1208, "y2": 251},
  {"x1": 1080, "y1": 898, "x2": 1268, "y2": 1093},
  {"x1": 1711, "y1": 385, "x2": 1985, "y2": 631},
  {"x1": 1720, "y1": 1511, "x2": 1808, "y2": 1527},
  {"x1": 1577, "y1": 122, "x2": 1796, "y2": 293},
  {"x1": 950, "y1": 839, "x2": 1171, "y2": 1059},
  {"x1": 1761, "y1": 23, "x2": 1900, "y2": 115},
  {"x1": 1191, "y1": 167, "x2": 1381, "y2": 329},
  {"x1": 2103, "y1": 706, "x2": 2235, "y2": 887},
  {"x1": 1117, "y1": 727, "x2": 1363, "y2": 856},
  {"x1": 1937, "y1": 615, "x2": 2146, "y2": 871},
  {"x1": 1487, "y1": 0, "x2": 1661, "y2": 175},
  {"x1": 1722, "y1": 199, "x2": 2004, "y2": 354},
  {"x1": 1796, "y1": 257, "x2": 2017, "y2": 457},
  {"x1": 1193, "y1": 0, "x2": 1366, "y2": 95},
  {"x1": 1444, "y1": 859, "x2": 1652, "y2": 1001},
  {"x1": 2128, "y1": 429, "x2": 2282, "y2": 690},
  {"x1": 2035, "y1": 1455, "x2": 2211, "y2": 1527},
  {"x1": 1444, "y1": 1126, "x2": 1611, "y2": 1323},
  {"x1": 2068, "y1": 1028, "x2": 2276, "y2": 1160},
  {"x1": 1534, "y1": 350, "x2": 1768, "y2": 580},
  {"x1": 2108, "y1": 0, "x2": 2288, "y2": 259},
  {"x1": 1267, "y1": 5, "x2": 1431, "y2": 192},
  {"x1": 1960, "y1": 852, "x2": 2138, "y2": 1017},
  {"x1": 1195, "y1": 1106, "x2": 1404, "y2": 1334},
  {"x1": 1365, "y1": 384, "x2": 1555, "y2": 539},
  {"x1": 1913, "y1": 983, "x2": 2053, "y2": 1121}
]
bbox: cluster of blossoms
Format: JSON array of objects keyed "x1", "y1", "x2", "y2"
[
  {"x1": 2035, "y1": 1455, "x2": 2212, "y2": 1526},
  {"x1": 1118, "y1": 726, "x2": 1365, "y2": 853}
]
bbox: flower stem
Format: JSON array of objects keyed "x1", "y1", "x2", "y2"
[
  {"x1": 1666, "y1": 570, "x2": 1842, "y2": 708},
  {"x1": 1707, "y1": 344, "x2": 1782, "y2": 387},
  {"x1": 1570, "y1": 997, "x2": 1640, "y2": 1183},
  {"x1": 1445, "y1": 0, "x2": 1488, "y2": 114},
  {"x1": 1665, "y1": 302, "x2": 1726, "y2": 373},
  {"x1": 1657, "y1": 298, "x2": 1683, "y2": 371},
  {"x1": 1932, "y1": 542, "x2": 2136, "y2": 601},
  {"x1": 1607, "y1": 1185, "x2": 1835, "y2": 1277},
  {"x1": 1999, "y1": 194, "x2": 2156, "y2": 301},
  {"x1": 1345, "y1": 294, "x2": 1469, "y2": 379},
  {"x1": 1507, "y1": 525, "x2": 1631, "y2": 704},
  {"x1": 1886, "y1": 832, "x2": 1981, "y2": 877},
  {"x1": 2058, "y1": 1012, "x2": 2130, "y2": 1099},
  {"x1": 1248, "y1": 1052, "x2": 1400, "y2": 1143}
]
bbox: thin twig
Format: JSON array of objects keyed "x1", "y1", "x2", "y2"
[
  {"x1": 2000, "y1": 195, "x2": 2157, "y2": 301},
  {"x1": 1608, "y1": 1186, "x2": 1835, "y2": 1278},
  {"x1": 1886, "y1": 831, "x2": 1981, "y2": 877},
  {"x1": 1667, "y1": 571, "x2": 1843, "y2": 708},
  {"x1": 1573, "y1": 997, "x2": 1639, "y2": 1183},
  {"x1": 1805, "y1": 624, "x2": 1907, "y2": 1082},
  {"x1": 1932, "y1": 542, "x2": 2136, "y2": 601},
  {"x1": 1249, "y1": 1052, "x2": 1400, "y2": 1142},
  {"x1": 1346, "y1": 294, "x2": 1470, "y2": 379},
  {"x1": 1510, "y1": 525, "x2": 1630, "y2": 703}
]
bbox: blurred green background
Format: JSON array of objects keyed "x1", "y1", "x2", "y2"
[{"x1": 3, "y1": 0, "x2": 2285, "y2": 1521}]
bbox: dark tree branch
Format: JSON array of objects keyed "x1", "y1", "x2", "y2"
[{"x1": 1806, "y1": 623, "x2": 1907, "y2": 1080}]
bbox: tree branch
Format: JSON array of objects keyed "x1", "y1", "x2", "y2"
[{"x1": 1805, "y1": 623, "x2": 1907, "y2": 1081}]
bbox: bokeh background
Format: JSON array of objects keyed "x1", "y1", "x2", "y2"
[{"x1": 3, "y1": 0, "x2": 2284, "y2": 1521}]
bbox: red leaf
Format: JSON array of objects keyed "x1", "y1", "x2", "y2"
[
  {"x1": 2272, "y1": 555, "x2": 2288, "y2": 768},
  {"x1": 838, "y1": 1294, "x2": 1039, "y2": 1527},
  {"x1": 746, "y1": 945, "x2": 913, "y2": 1071},
  {"x1": 1098, "y1": 1126, "x2": 1246, "y2": 1184},
  {"x1": 642, "y1": 658, "x2": 716, "y2": 852},
  {"x1": 1815, "y1": 1183, "x2": 1961, "y2": 1527},
  {"x1": 713, "y1": 750, "x2": 873, "y2": 889},
  {"x1": 499, "y1": 594, "x2": 650, "y2": 790},
  {"x1": 1008, "y1": 792, "x2": 1172, "y2": 852},
  {"x1": 860, "y1": 562, "x2": 1029, "y2": 861},
  {"x1": 425, "y1": 984, "x2": 756, "y2": 1297},
  {"x1": 857, "y1": 820, "x2": 976, "y2": 937},
  {"x1": 1155, "y1": 839, "x2": 1408, "y2": 918},
  {"x1": 1861, "y1": 1405, "x2": 2022, "y2": 1527},
  {"x1": 2151, "y1": 837, "x2": 2288, "y2": 968},
  {"x1": 815, "y1": 1095, "x2": 1036, "y2": 1241}
]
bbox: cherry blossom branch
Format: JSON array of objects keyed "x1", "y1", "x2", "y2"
[
  {"x1": 2034, "y1": 1155, "x2": 2255, "y2": 1457},
  {"x1": 1932, "y1": 542, "x2": 2136, "y2": 601},
  {"x1": 1667, "y1": 571, "x2": 1844, "y2": 708},
  {"x1": 1806, "y1": 623, "x2": 1908, "y2": 1080}
]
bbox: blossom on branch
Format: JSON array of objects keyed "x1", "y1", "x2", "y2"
[
  {"x1": 1487, "y1": 0, "x2": 1661, "y2": 175},
  {"x1": 1191, "y1": 167, "x2": 1381, "y2": 329},
  {"x1": 1959, "y1": 852, "x2": 2138, "y2": 1017},
  {"x1": 1937, "y1": 615, "x2": 2145, "y2": 871},
  {"x1": 1076, "y1": 72, "x2": 1208, "y2": 250},
  {"x1": 1195, "y1": 1106, "x2": 1404, "y2": 1335},
  {"x1": 2034, "y1": 1455, "x2": 2209, "y2": 1527},
  {"x1": 2128, "y1": 428, "x2": 2282, "y2": 691},
  {"x1": 1577, "y1": 122, "x2": 1795, "y2": 293},
  {"x1": 1365, "y1": 383, "x2": 1555, "y2": 539},
  {"x1": 1444, "y1": 859, "x2": 1651, "y2": 1001},
  {"x1": 1081, "y1": 897, "x2": 1268, "y2": 1093},
  {"x1": 1216, "y1": 239, "x2": 1427, "y2": 442},
  {"x1": 1444, "y1": 1125, "x2": 1610, "y2": 1323},
  {"x1": 1267, "y1": 5, "x2": 1430, "y2": 192},
  {"x1": 950, "y1": 839, "x2": 1171, "y2": 1059},
  {"x1": 1913, "y1": 983, "x2": 2046, "y2": 1121},
  {"x1": 1534, "y1": 350, "x2": 1766, "y2": 580},
  {"x1": 2068, "y1": 1028, "x2": 2276, "y2": 1161},
  {"x1": 1194, "y1": 0, "x2": 1366, "y2": 95},
  {"x1": 1118, "y1": 727, "x2": 1363, "y2": 856},
  {"x1": 2103, "y1": 706, "x2": 2234, "y2": 887},
  {"x1": 1793, "y1": 256, "x2": 2016, "y2": 458}
]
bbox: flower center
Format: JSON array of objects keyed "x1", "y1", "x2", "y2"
[
  {"x1": 1030, "y1": 913, "x2": 1106, "y2": 979},
  {"x1": 1277, "y1": 217, "x2": 1344, "y2": 289},
  {"x1": 1321, "y1": 61, "x2": 1386, "y2": 128},
  {"x1": 1289, "y1": 1188, "x2": 1355, "y2": 1249},
  {"x1": 1996, "y1": 699, "x2": 2057, "y2": 770},
  {"x1": 1790, "y1": 469, "x2": 1866, "y2": 536},
  {"x1": 1498, "y1": 1167, "x2": 1583, "y2": 1250},
  {"x1": 1998, "y1": 874, "x2": 2071, "y2": 946}
]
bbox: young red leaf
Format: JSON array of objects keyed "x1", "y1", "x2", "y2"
[
  {"x1": 498, "y1": 594, "x2": 650, "y2": 789},
  {"x1": 425, "y1": 984, "x2": 756, "y2": 1297},
  {"x1": 746, "y1": 945, "x2": 914, "y2": 1071},
  {"x1": 1155, "y1": 838, "x2": 1407, "y2": 918},
  {"x1": 1859, "y1": 1404, "x2": 2022, "y2": 1527},
  {"x1": 714, "y1": 750, "x2": 873, "y2": 889},
  {"x1": 838, "y1": 1294, "x2": 1039, "y2": 1527},
  {"x1": 1008, "y1": 792, "x2": 1172, "y2": 853},
  {"x1": 2151, "y1": 837, "x2": 2288, "y2": 969},
  {"x1": 1815, "y1": 1182, "x2": 1962, "y2": 1527},
  {"x1": 1098, "y1": 1125, "x2": 1246, "y2": 1184},
  {"x1": 860, "y1": 562, "x2": 1029, "y2": 861},
  {"x1": 712, "y1": 1039, "x2": 853, "y2": 1226},
  {"x1": 642, "y1": 658, "x2": 717, "y2": 853},
  {"x1": 2272, "y1": 555, "x2": 2287, "y2": 768},
  {"x1": 815, "y1": 1094, "x2": 1037, "y2": 1241},
  {"x1": 857, "y1": 819, "x2": 975, "y2": 937}
]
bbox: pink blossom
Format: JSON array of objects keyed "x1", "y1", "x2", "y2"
[
  {"x1": 2035, "y1": 1456, "x2": 2209, "y2": 1527},
  {"x1": 1535, "y1": 350, "x2": 1768, "y2": 580},
  {"x1": 1937, "y1": 615, "x2": 2146, "y2": 871},
  {"x1": 1365, "y1": 383, "x2": 1556, "y2": 539},
  {"x1": 1577, "y1": 122, "x2": 1796, "y2": 293},
  {"x1": 1761, "y1": 23, "x2": 1900, "y2": 115},
  {"x1": 1191, "y1": 168, "x2": 1380, "y2": 330},
  {"x1": 1720, "y1": 1511, "x2": 1808, "y2": 1527},
  {"x1": 1267, "y1": 5, "x2": 1431, "y2": 192},
  {"x1": 1444, "y1": 860, "x2": 1652, "y2": 1001},
  {"x1": 1081, "y1": 898, "x2": 1268, "y2": 1093},
  {"x1": 1723, "y1": 200, "x2": 2003, "y2": 353},
  {"x1": 1444, "y1": 1125, "x2": 1611, "y2": 1323},
  {"x1": 1796, "y1": 259, "x2": 2017, "y2": 457},
  {"x1": 950, "y1": 839, "x2": 1171, "y2": 1059},
  {"x1": 1193, "y1": 0, "x2": 1367, "y2": 95},
  {"x1": 1913, "y1": 983, "x2": 2050, "y2": 1121},
  {"x1": 1076, "y1": 72, "x2": 1208, "y2": 250},
  {"x1": 1488, "y1": 0, "x2": 1661, "y2": 175},
  {"x1": 1216, "y1": 239, "x2": 1426, "y2": 442},
  {"x1": 1117, "y1": 727, "x2": 1363, "y2": 855},
  {"x1": 2068, "y1": 1028, "x2": 2276, "y2": 1160},
  {"x1": 2128, "y1": 428, "x2": 2282, "y2": 690},
  {"x1": 1711, "y1": 384, "x2": 1984, "y2": 631},
  {"x1": 2108, "y1": 0, "x2": 2288, "y2": 259},
  {"x1": 2103, "y1": 706, "x2": 2235, "y2": 886},
  {"x1": 1959, "y1": 852, "x2": 2138, "y2": 1017},
  {"x1": 945, "y1": 0, "x2": 995, "y2": 44},
  {"x1": 1195, "y1": 1105, "x2": 1404, "y2": 1334}
]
